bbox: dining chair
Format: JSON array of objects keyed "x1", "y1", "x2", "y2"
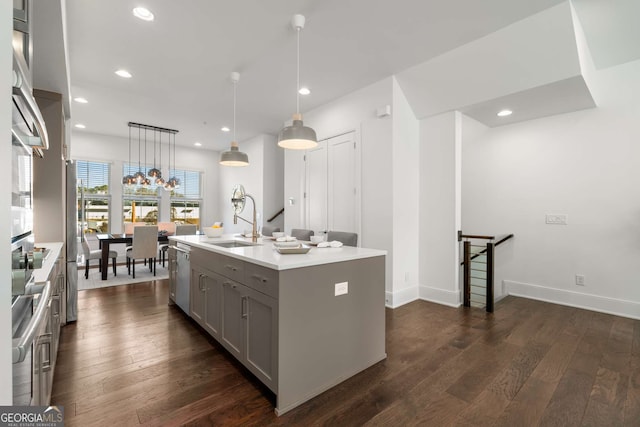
[
  {"x1": 327, "y1": 231, "x2": 358, "y2": 247},
  {"x1": 81, "y1": 238, "x2": 118, "y2": 279},
  {"x1": 126, "y1": 225, "x2": 158, "y2": 278},
  {"x1": 290, "y1": 228, "x2": 314, "y2": 241},
  {"x1": 261, "y1": 225, "x2": 280, "y2": 237},
  {"x1": 159, "y1": 224, "x2": 197, "y2": 266}
]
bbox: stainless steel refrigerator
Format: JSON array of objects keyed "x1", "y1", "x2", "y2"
[{"x1": 66, "y1": 161, "x2": 78, "y2": 322}]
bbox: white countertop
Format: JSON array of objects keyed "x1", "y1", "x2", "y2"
[
  {"x1": 32, "y1": 242, "x2": 64, "y2": 284},
  {"x1": 169, "y1": 234, "x2": 386, "y2": 271}
]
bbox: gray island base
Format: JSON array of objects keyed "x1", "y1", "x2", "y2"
[{"x1": 169, "y1": 235, "x2": 386, "y2": 415}]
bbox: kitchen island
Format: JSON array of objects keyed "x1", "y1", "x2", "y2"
[{"x1": 168, "y1": 234, "x2": 386, "y2": 415}]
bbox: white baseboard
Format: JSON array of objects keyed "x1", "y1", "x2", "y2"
[
  {"x1": 418, "y1": 285, "x2": 461, "y2": 308},
  {"x1": 385, "y1": 286, "x2": 419, "y2": 308},
  {"x1": 505, "y1": 280, "x2": 640, "y2": 320}
]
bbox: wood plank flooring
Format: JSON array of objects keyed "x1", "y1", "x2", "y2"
[{"x1": 51, "y1": 279, "x2": 640, "y2": 426}]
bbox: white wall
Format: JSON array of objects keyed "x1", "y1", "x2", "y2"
[
  {"x1": 70, "y1": 131, "x2": 221, "y2": 233},
  {"x1": 1, "y1": 1, "x2": 13, "y2": 404},
  {"x1": 462, "y1": 58, "x2": 640, "y2": 319},
  {"x1": 219, "y1": 134, "x2": 283, "y2": 234},
  {"x1": 389, "y1": 77, "x2": 420, "y2": 307},
  {"x1": 418, "y1": 112, "x2": 463, "y2": 307},
  {"x1": 284, "y1": 78, "x2": 394, "y2": 294},
  {"x1": 261, "y1": 134, "x2": 284, "y2": 231}
]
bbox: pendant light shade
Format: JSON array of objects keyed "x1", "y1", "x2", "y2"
[
  {"x1": 277, "y1": 14, "x2": 317, "y2": 150},
  {"x1": 220, "y1": 141, "x2": 249, "y2": 166},
  {"x1": 220, "y1": 72, "x2": 249, "y2": 166}
]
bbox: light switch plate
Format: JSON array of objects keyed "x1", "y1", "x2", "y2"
[
  {"x1": 335, "y1": 281, "x2": 348, "y2": 296},
  {"x1": 546, "y1": 214, "x2": 568, "y2": 225}
]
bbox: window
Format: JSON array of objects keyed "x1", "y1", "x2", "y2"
[
  {"x1": 170, "y1": 168, "x2": 202, "y2": 227},
  {"x1": 123, "y1": 163, "x2": 161, "y2": 226},
  {"x1": 76, "y1": 160, "x2": 111, "y2": 234}
]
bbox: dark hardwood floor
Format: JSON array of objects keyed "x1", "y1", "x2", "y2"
[{"x1": 51, "y1": 279, "x2": 640, "y2": 426}]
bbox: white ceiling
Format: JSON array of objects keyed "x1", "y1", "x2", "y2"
[{"x1": 32, "y1": 0, "x2": 640, "y2": 151}]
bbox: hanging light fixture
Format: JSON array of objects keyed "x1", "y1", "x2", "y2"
[
  {"x1": 122, "y1": 125, "x2": 135, "y2": 186},
  {"x1": 155, "y1": 130, "x2": 165, "y2": 187},
  {"x1": 277, "y1": 14, "x2": 317, "y2": 150},
  {"x1": 148, "y1": 128, "x2": 162, "y2": 179},
  {"x1": 133, "y1": 127, "x2": 146, "y2": 183},
  {"x1": 220, "y1": 71, "x2": 249, "y2": 166},
  {"x1": 140, "y1": 128, "x2": 151, "y2": 187},
  {"x1": 166, "y1": 132, "x2": 180, "y2": 190}
]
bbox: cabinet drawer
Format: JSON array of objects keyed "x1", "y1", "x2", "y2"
[
  {"x1": 213, "y1": 254, "x2": 245, "y2": 282},
  {"x1": 244, "y1": 263, "x2": 278, "y2": 298}
]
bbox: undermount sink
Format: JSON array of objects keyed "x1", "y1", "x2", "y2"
[{"x1": 208, "y1": 241, "x2": 258, "y2": 248}]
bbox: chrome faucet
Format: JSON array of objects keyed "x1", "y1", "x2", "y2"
[{"x1": 232, "y1": 193, "x2": 258, "y2": 243}]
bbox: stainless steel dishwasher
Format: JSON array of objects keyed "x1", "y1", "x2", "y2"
[{"x1": 174, "y1": 243, "x2": 191, "y2": 314}]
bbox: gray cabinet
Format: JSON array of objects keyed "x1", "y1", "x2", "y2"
[
  {"x1": 191, "y1": 248, "x2": 278, "y2": 392},
  {"x1": 190, "y1": 263, "x2": 223, "y2": 340},
  {"x1": 168, "y1": 247, "x2": 177, "y2": 303}
]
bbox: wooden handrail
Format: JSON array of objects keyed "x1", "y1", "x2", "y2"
[
  {"x1": 266, "y1": 208, "x2": 284, "y2": 223},
  {"x1": 459, "y1": 234, "x2": 513, "y2": 265}
]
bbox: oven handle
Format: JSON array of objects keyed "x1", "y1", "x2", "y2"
[
  {"x1": 12, "y1": 51, "x2": 49, "y2": 150},
  {"x1": 12, "y1": 280, "x2": 52, "y2": 364}
]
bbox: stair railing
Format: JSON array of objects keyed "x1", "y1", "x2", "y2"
[
  {"x1": 458, "y1": 231, "x2": 513, "y2": 313},
  {"x1": 266, "y1": 207, "x2": 284, "y2": 223}
]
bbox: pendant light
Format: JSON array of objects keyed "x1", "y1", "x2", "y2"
[
  {"x1": 155, "y1": 131, "x2": 165, "y2": 187},
  {"x1": 133, "y1": 127, "x2": 146, "y2": 183},
  {"x1": 277, "y1": 14, "x2": 317, "y2": 150},
  {"x1": 140, "y1": 128, "x2": 151, "y2": 187},
  {"x1": 167, "y1": 132, "x2": 180, "y2": 190},
  {"x1": 220, "y1": 71, "x2": 249, "y2": 166},
  {"x1": 122, "y1": 125, "x2": 135, "y2": 186},
  {"x1": 148, "y1": 129, "x2": 162, "y2": 179}
]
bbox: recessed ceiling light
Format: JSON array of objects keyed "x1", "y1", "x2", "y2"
[
  {"x1": 75, "y1": 124, "x2": 86, "y2": 129},
  {"x1": 194, "y1": 142, "x2": 202, "y2": 147},
  {"x1": 497, "y1": 109, "x2": 513, "y2": 117},
  {"x1": 221, "y1": 126, "x2": 230, "y2": 132},
  {"x1": 73, "y1": 97, "x2": 88, "y2": 104},
  {"x1": 298, "y1": 87, "x2": 311, "y2": 95},
  {"x1": 115, "y1": 69, "x2": 132, "y2": 78},
  {"x1": 133, "y1": 7, "x2": 154, "y2": 21}
]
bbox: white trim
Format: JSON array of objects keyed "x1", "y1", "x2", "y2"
[
  {"x1": 385, "y1": 286, "x2": 419, "y2": 308},
  {"x1": 505, "y1": 280, "x2": 640, "y2": 320},
  {"x1": 418, "y1": 285, "x2": 461, "y2": 308}
]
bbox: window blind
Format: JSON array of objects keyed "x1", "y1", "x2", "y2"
[{"x1": 77, "y1": 160, "x2": 110, "y2": 193}]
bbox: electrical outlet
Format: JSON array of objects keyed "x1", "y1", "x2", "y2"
[
  {"x1": 546, "y1": 214, "x2": 568, "y2": 225},
  {"x1": 335, "y1": 281, "x2": 348, "y2": 296},
  {"x1": 575, "y1": 274, "x2": 585, "y2": 286}
]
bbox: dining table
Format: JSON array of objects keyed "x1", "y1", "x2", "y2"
[{"x1": 95, "y1": 233, "x2": 170, "y2": 280}]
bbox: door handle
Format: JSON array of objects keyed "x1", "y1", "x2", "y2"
[
  {"x1": 225, "y1": 264, "x2": 238, "y2": 272},
  {"x1": 241, "y1": 296, "x2": 248, "y2": 319},
  {"x1": 251, "y1": 274, "x2": 267, "y2": 283}
]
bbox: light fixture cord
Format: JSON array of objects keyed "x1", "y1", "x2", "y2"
[
  {"x1": 138, "y1": 127, "x2": 141, "y2": 171},
  {"x1": 144, "y1": 128, "x2": 147, "y2": 170},
  {"x1": 233, "y1": 78, "x2": 237, "y2": 143},
  {"x1": 296, "y1": 26, "x2": 300, "y2": 114},
  {"x1": 128, "y1": 125, "x2": 131, "y2": 173},
  {"x1": 153, "y1": 129, "x2": 156, "y2": 167}
]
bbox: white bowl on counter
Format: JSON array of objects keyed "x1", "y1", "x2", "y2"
[{"x1": 203, "y1": 227, "x2": 224, "y2": 238}]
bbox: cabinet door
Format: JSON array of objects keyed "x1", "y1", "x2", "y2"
[
  {"x1": 202, "y1": 273, "x2": 222, "y2": 339},
  {"x1": 221, "y1": 280, "x2": 243, "y2": 359},
  {"x1": 245, "y1": 288, "x2": 277, "y2": 391},
  {"x1": 189, "y1": 268, "x2": 205, "y2": 326},
  {"x1": 168, "y1": 248, "x2": 177, "y2": 302}
]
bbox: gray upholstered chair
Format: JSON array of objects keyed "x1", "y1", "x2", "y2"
[
  {"x1": 81, "y1": 238, "x2": 117, "y2": 279},
  {"x1": 327, "y1": 231, "x2": 358, "y2": 247},
  {"x1": 159, "y1": 224, "x2": 197, "y2": 266},
  {"x1": 176, "y1": 224, "x2": 197, "y2": 235},
  {"x1": 290, "y1": 228, "x2": 314, "y2": 241},
  {"x1": 261, "y1": 225, "x2": 280, "y2": 237},
  {"x1": 126, "y1": 225, "x2": 158, "y2": 278}
]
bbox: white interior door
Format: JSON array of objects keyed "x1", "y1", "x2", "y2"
[
  {"x1": 327, "y1": 133, "x2": 356, "y2": 233},
  {"x1": 305, "y1": 141, "x2": 327, "y2": 234}
]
